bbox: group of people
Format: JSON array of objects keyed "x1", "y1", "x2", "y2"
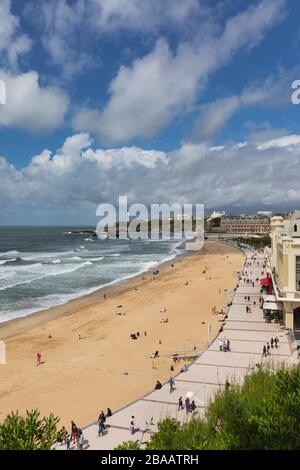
[
  {"x1": 131, "y1": 331, "x2": 148, "y2": 340},
  {"x1": 219, "y1": 338, "x2": 231, "y2": 352},
  {"x1": 262, "y1": 337, "x2": 279, "y2": 357},
  {"x1": 57, "y1": 422, "x2": 84, "y2": 450},
  {"x1": 130, "y1": 331, "x2": 141, "y2": 340},
  {"x1": 178, "y1": 396, "x2": 196, "y2": 413},
  {"x1": 150, "y1": 350, "x2": 159, "y2": 358}
]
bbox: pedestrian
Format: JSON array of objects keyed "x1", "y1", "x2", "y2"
[
  {"x1": 178, "y1": 396, "x2": 184, "y2": 410},
  {"x1": 169, "y1": 377, "x2": 175, "y2": 393},
  {"x1": 271, "y1": 337, "x2": 274, "y2": 349},
  {"x1": 71, "y1": 421, "x2": 78, "y2": 443},
  {"x1": 190, "y1": 400, "x2": 196, "y2": 411},
  {"x1": 130, "y1": 416, "x2": 135, "y2": 435},
  {"x1": 66, "y1": 434, "x2": 71, "y2": 450},
  {"x1": 219, "y1": 339, "x2": 223, "y2": 351},
  {"x1": 36, "y1": 352, "x2": 42, "y2": 366},
  {"x1": 98, "y1": 410, "x2": 106, "y2": 436},
  {"x1": 77, "y1": 429, "x2": 83, "y2": 450},
  {"x1": 263, "y1": 345, "x2": 267, "y2": 357},
  {"x1": 185, "y1": 397, "x2": 190, "y2": 412},
  {"x1": 267, "y1": 343, "x2": 271, "y2": 355}
]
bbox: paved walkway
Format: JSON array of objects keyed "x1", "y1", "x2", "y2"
[{"x1": 57, "y1": 247, "x2": 297, "y2": 450}]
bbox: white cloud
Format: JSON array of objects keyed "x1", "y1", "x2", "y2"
[
  {"x1": 25, "y1": 0, "x2": 205, "y2": 78},
  {"x1": 192, "y1": 66, "x2": 293, "y2": 143},
  {"x1": 2, "y1": 130, "x2": 300, "y2": 224},
  {"x1": 0, "y1": 70, "x2": 69, "y2": 133},
  {"x1": 74, "y1": 0, "x2": 286, "y2": 144},
  {"x1": 89, "y1": 0, "x2": 203, "y2": 32},
  {"x1": 193, "y1": 96, "x2": 240, "y2": 142},
  {"x1": 0, "y1": 0, "x2": 31, "y2": 69},
  {"x1": 257, "y1": 135, "x2": 300, "y2": 150}
]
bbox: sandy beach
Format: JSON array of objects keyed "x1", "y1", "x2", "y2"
[{"x1": 0, "y1": 241, "x2": 244, "y2": 428}]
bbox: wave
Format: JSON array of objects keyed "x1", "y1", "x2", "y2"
[
  {"x1": 0, "y1": 250, "x2": 20, "y2": 259},
  {"x1": 0, "y1": 261, "x2": 92, "y2": 292},
  {"x1": 88, "y1": 257, "x2": 104, "y2": 262},
  {"x1": 0, "y1": 258, "x2": 17, "y2": 265}
]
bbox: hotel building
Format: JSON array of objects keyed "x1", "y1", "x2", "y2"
[
  {"x1": 220, "y1": 215, "x2": 270, "y2": 234},
  {"x1": 267, "y1": 211, "x2": 300, "y2": 334}
]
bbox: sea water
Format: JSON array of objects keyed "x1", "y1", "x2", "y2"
[{"x1": 0, "y1": 227, "x2": 179, "y2": 323}]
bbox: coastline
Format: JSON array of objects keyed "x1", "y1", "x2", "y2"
[
  {"x1": 0, "y1": 241, "x2": 245, "y2": 427},
  {"x1": 0, "y1": 248, "x2": 183, "y2": 340}
]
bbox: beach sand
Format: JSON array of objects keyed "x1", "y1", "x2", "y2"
[{"x1": 0, "y1": 241, "x2": 244, "y2": 428}]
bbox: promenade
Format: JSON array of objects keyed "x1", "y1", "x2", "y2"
[{"x1": 59, "y1": 247, "x2": 296, "y2": 450}]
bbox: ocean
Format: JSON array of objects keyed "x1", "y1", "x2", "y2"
[{"x1": 0, "y1": 227, "x2": 179, "y2": 323}]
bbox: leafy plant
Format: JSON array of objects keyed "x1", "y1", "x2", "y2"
[
  {"x1": 116, "y1": 366, "x2": 300, "y2": 450},
  {"x1": 0, "y1": 409, "x2": 59, "y2": 450}
]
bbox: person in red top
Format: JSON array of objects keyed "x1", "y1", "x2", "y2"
[{"x1": 36, "y1": 353, "x2": 41, "y2": 366}]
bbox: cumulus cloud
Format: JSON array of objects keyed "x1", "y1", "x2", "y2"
[
  {"x1": 74, "y1": 0, "x2": 286, "y2": 144},
  {"x1": 25, "y1": 0, "x2": 91, "y2": 78},
  {"x1": 25, "y1": 0, "x2": 206, "y2": 78},
  {"x1": 0, "y1": 70, "x2": 69, "y2": 133},
  {"x1": 0, "y1": 0, "x2": 31, "y2": 70},
  {"x1": 1, "y1": 130, "x2": 300, "y2": 224}
]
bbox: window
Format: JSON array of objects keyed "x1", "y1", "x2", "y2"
[{"x1": 296, "y1": 256, "x2": 300, "y2": 291}]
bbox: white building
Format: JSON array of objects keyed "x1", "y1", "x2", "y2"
[{"x1": 267, "y1": 211, "x2": 300, "y2": 332}]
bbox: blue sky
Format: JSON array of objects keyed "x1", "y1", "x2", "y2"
[{"x1": 1, "y1": 0, "x2": 300, "y2": 224}]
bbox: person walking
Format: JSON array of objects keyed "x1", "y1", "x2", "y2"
[
  {"x1": 130, "y1": 416, "x2": 135, "y2": 435},
  {"x1": 263, "y1": 345, "x2": 267, "y2": 357},
  {"x1": 36, "y1": 352, "x2": 42, "y2": 366},
  {"x1": 267, "y1": 343, "x2": 271, "y2": 355},
  {"x1": 77, "y1": 429, "x2": 84, "y2": 450},
  {"x1": 98, "y1": 410, "x2": 106, "y2": 436},
  {"x1": 169, "y1": 377, "x2": 175, "y2": 393},
  {"x1": 270, "y1": 337, "x2": 274, "y2": 349},
  {"x1": 66, "y1": 434, "x2": 71, "y2": 450},
  {"x1": 178, "y1": 396, "x2": 184, "y2": 410},
  {"x1": 185, "y1": 397, "x2": 190, "y2": 412},
  {"x1": 71, "y1": 421, "x2": 78, "y2": 443}
]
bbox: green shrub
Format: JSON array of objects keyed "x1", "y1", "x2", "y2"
[
  {"x1": 116, "y1": 366, "x2": 300, "y2": 450},
  {"x1": 0, "y1": 409, "x2": 59, "y2": 450}
]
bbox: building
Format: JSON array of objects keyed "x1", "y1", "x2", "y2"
[
  {"x1": 266, "y1": 211, "x2": 300, "y2": 333},
  {"x1": 220, "y1": 215, "x2": 270, "y2": 234}
]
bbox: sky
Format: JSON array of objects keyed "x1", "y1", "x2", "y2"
[{"x1": 1, "y1": 0, "x2": 300, "y2": 225}]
